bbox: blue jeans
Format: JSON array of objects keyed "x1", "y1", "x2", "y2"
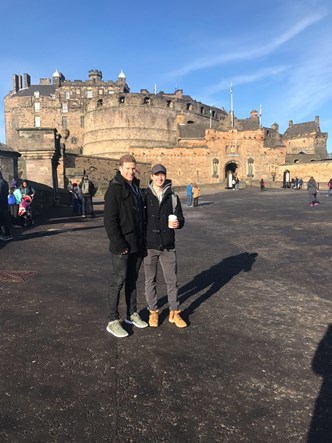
[
  {"x1": 108, "y1": 252, "x2": 143, "y2": 321},
  {"x1": 187, "y1": 195, "x2": 192, "y2": 206}
]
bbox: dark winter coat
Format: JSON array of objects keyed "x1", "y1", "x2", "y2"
[
  {"x1": 104, "y1": 171, "x2": 145, "y2": 254},
  {"x1": 144, "y1": 180, "x2": 184, "y2": 250},
  {"x1": 0, "y1": 172, "x2": 9, "y2": 211}
]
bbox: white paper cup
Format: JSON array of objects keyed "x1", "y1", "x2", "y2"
[{"x1": 168, "y1": 214, "x2": 177, "y2": 228}]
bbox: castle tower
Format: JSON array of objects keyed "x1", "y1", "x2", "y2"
[
  {"x1": 52, "y1": 69, "x2": 64, "y2": 87},
  {"x1": 88, "y1": 70, "x2": 102, "y2": 83}
]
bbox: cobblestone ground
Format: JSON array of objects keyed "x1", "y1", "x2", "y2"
[{"x1": 1, "y1": 188, "x2": 331, "y2": 442}]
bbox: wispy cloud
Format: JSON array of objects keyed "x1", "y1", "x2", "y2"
[
  {"x1": 166, "y1": 12, "x2": 327, "y2": 79},
  {"x1": 206, "y1": 66, "x2": 289, "y2": 95}
]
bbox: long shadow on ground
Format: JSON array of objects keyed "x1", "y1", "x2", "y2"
[{"x1": 157, "y1": 252, "x2": 257, "y2": 323}]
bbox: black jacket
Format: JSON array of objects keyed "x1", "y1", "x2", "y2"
[
  {"x1": 0, "y1": 173, "x2": 9, "y2": 211},
  {"x1": 104, "y1": 171, "x2": 144, "y2": 254},
  {"x1": 144, "y1": 180, "x2": 184, "y2": 250}
]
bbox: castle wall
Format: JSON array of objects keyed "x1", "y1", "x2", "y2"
[{"x1": 277, "y1": 161, "x2": 332, "y2": 188}]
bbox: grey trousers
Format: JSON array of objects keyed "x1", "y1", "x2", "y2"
[{"x1": 144, "y1": 248, "x2": 179, "y2": 311}]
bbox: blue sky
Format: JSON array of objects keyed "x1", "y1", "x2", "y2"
[{"x1": 1, "y1": 0, "x2": 331, "y2": 152}]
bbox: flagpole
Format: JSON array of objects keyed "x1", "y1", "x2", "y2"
[
  {"x1": 259, "y1": 104, "x2": 262, "y2": 127},
  {"x1": 230, "y1": 81, "x2": 234, "y2": 127}
]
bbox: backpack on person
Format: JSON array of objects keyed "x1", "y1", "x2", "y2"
[
  {"x1": 81, "y1": 180, "x2": 90, "y2": 195},
  {"x1": 8, "y1": 194, "x2": 16, "y2": 206}
]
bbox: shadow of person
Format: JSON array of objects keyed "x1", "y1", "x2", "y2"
[
  {"x1": 179, "y1": 252, "x2": 258, "y2": 316},
  {"x1": 307, "y1": 324, "x2": 332, "y2": 443}
]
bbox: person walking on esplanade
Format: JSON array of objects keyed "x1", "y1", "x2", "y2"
[
  {"x1": 307, "y1": 176, "x2": 320, "y2": 206},
  {"x1": 192, "y1": 183, "x2": 200, "y2": 207}
]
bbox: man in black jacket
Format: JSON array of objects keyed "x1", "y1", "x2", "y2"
[
  {"x1": 104, "y1": 154, "x2": 148, "y2": 338},
  {"x1": 0, "y1": 171, "x2": 13, "y2": 241},
  {"x1": 144, "y1": 164, "x2": 187, "y2": 328}
]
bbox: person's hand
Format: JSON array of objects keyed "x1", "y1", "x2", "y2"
[
  {"x1": 169, "y1": 220, "x2": 179, "y2": 229},
  {"x1": 120, "y1": 249, "x2": 129, "y2": 255}
]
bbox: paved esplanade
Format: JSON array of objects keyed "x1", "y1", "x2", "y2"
[{"x1": 1, "y1": 189, "x2": 331, "y2": 442}]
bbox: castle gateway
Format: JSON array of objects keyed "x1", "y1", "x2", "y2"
[{"x1": 4, "y1": 69, "x2": 328, "y2": 188}]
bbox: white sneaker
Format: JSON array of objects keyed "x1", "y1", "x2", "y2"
[
  {"x1": 106, "y1": 320, "x2": 128, "y2": 338},
  {"x1": 125, "y1": 312, "x2": 148, "y2": 328}
]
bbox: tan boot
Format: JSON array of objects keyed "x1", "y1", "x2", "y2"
[
  {"x1": 169, "y1": 310, "x2": 187, "y2": 328},
  {"x1": 149, "y1": 309, "x2": 159, "y2": 327}
]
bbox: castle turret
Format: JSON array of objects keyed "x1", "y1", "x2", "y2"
[
  {"x1": 88, "y1": 70, "x2": 102, "y2": 82},
  {"x1": 52, "y1": 69, "x2": 64, "y2": 87}
]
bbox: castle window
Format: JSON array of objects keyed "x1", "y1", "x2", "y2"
[
  {"x1": 247, "y1": 158, "x2": 254, "y2": 177},
  {"x1": 34, "y1": 102, "x2": 40, "y2": 113},
  {"x1": 62, "y1": 116, "x2": 67, "y2": 129},
  {"x1": 166, "y1": 100, "x2": 173, "y2": 108},
  {"x1": 62, "y1": 103, "x2": 68, "y2": 113},
  {"x1": 71, "y1": 136, "x2": 78, "y2": 144},
  {"x1": 200, "y1": 107, "x2": 204, "y2": 114},
  {"x1": 211, "y1": 110, "x2": 216, "y2": 118},
  {"x1": 186, "y1": 103, "x2": 193, "y2": 111},
  {"x1": 34, "y1": 117, "x2": 41, "y2": 127},
  {"x1": 187, "y1": 120, "x2": 194, "y2": 124},
  {"x1": 144, "y1": 97, "x2": 151, "y2": 105},
  {"x1": 86, "y1": 90, "x2": 93, "y2": 98},
  {"x1": 119, "y1": 96, "x2": 125, "y2": 104},
  {"x1": 99, "y1": 89, "x2": 104, "y2": 95},
  {"x1": 97, "y1": 99, "x2": 103, "y2": 107},
  {"x1": 65, "y1": 91, "x2": 70, "y2": 100},
  {"x1": 80, "y1": 116, "x2": 84, "y2": 128},
  {"x1": 34, "y1": 91, "x2": 40, "y2": 98},
  {"x1": 212, "y1": 158, "x2": 219, "y2": 178}
]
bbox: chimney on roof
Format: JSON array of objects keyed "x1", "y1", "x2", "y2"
[
  {"x1": 250, "y1": 110, "x2": 259, "y2": 118},
  {"x1": 23, "y1": 73, "x2": 31, "y2": 88},
  {"x1": 288, "y1": 120, "x2": 293, "y2": 127},
  {"x1": 315, "y1": 115, "x2": 319, "y2": 125},
  {"x1": 12, "y1": 74, "x2": 19, "y2": 93},
  {"x1": 271, "y1": 123, "x2": 279, "y2": 132}
]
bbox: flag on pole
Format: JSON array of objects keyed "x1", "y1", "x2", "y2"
[
  {"x1": 259, "y1": 104, "x2": 262, "y2": 117},
  {"x1": 230, "y1": 81, "x2": 233, "y2": 95}
]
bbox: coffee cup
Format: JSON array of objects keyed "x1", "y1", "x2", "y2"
[{"x1": 168, "y1": 214, "x2": 177, "y2": 228}]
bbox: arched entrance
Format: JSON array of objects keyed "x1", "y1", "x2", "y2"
[
  {"x1": 225, "y1": 162, "x2": 238, "y2": 189},
  {"x1": 283, "y1": 170, "x2": 290, "y2": 188}
]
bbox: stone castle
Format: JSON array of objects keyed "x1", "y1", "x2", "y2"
[{"x1": 3, "y1": 69, "x2": 330, "y2": 190}]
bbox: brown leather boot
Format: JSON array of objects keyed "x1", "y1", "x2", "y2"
[
  {"x1": 149, "y1": 309, "x2": 159, "y2": 327},
  {"x1": 169, "y1": 310, "x2": 187, "y2": 328}
]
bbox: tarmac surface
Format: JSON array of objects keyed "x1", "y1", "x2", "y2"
[{"x1": 1, "y1": 187, "x2": 331, "y2": 443}]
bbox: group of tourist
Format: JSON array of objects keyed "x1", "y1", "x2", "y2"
[
  {"x1": 0, "y1": 173, "x2": 35, "y2": 241},
  {"x1": 67, "y1": 175, "x2": 96, "y2": 218},
  {"x1": 185, "y1": 182, "x2": 201, "y2": 207},
  {"x1": 104, "y1": 156, "x2": 187, "y2": 338}
]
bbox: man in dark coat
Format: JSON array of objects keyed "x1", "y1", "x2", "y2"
[
  {"x1": 143, "y1": 164, "x2": 187, "y2": 328},
  {"x1": 104, "y1": 154, "x2": 148, "y2": 338},
  {"x1": 0, "y1": 171, "x2": 13, "y2": 241}
]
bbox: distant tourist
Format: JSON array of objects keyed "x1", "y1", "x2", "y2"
[
  {"x1": 186, "y1": 183, "x2": 193, "y2": 206},
  {"x1": 192, "y1": 183, "x2": 200, "y2": 207},
  {"x1": 260, "y1": 179, "x2": 266, "y2": 191},
  {"x1": 327, "y1": 178, "x2": 332, "y2": 197},
  {"x1": 79, "y1": 175, "x2": 95, "y2": 218},
  {"x1": 307, "y1": 176, "x2": 320, "y2": 206}
]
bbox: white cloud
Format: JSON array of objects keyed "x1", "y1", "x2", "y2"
[{"x1": 166, "y1": 12, "x2": 327, "y2": 79}]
